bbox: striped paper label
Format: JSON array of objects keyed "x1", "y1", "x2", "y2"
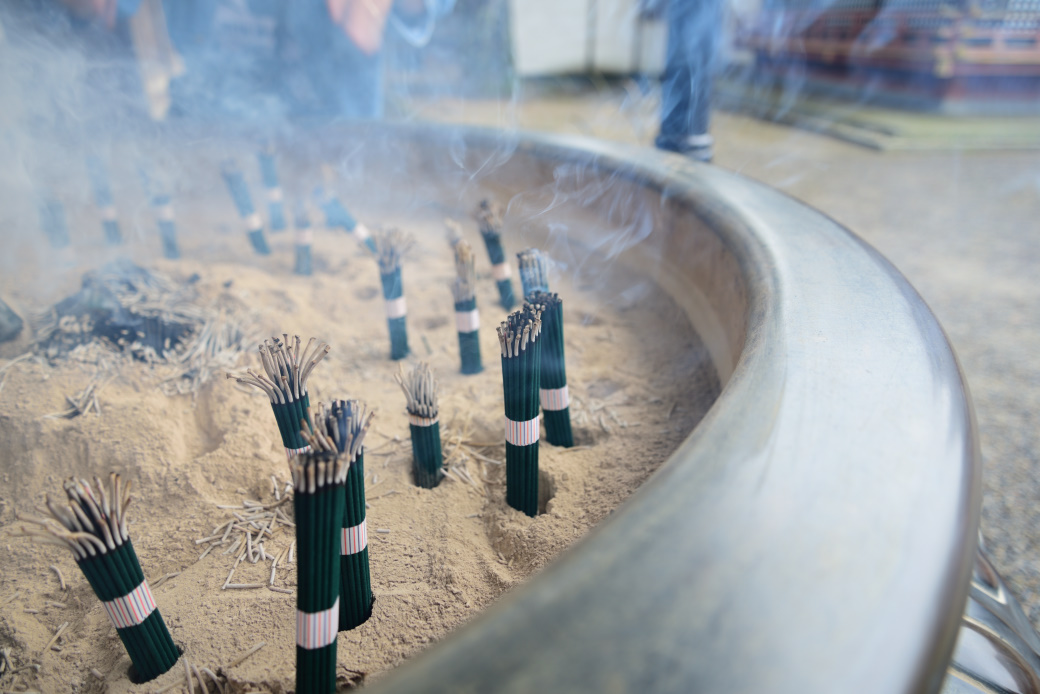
[
  {"x1": 492, "y1": 262, "x2": 511, "y2": 281},
  {"x1": 156, "y1": 204, "x2": 174, "y2": 222},
  {"x1": 296, "y1": 597, "x2": 339, "y2": 650},
  {"x1": 100, "y1": 205, "x2": 117, "y2": 222},
  {"x1": 102, "y1": 580, "x2": 157, "y2": 629},
  {"x1": 408, "y1": 413, "x2": 438, "y2": 427},
  {"x1": 267, "y1": 186, "x2": 283, "y2": 202},
  {"x1": 455, "y1": 309, "x2": 480, "y2": 333},
  {"x1": 245, "y1": 212, "x2": 263, "y2": 232},
  {"x1": 505, "y1": 415, "x2": 540, "y2": 446},
  {"x1": 342, "y1": 519, "x2": 367, "y2": 555},
  {"x1": 540, "y1": 385, "x2": 570, "y2": 411},
  {"x1": 385, "y1": 297, "x2": 407, "y2": 319},
  {"x1": 286, "y1": 445, "x2": 311, "y2": 460},
  {"x1": 354, "y1": 222, "x2": 371, "y2": 240}
]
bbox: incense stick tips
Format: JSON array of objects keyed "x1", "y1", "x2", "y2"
[
  {"x1": 373, "y1": 228, "x2": 415, "y2": 274},
  {"x1": 394, "y1": 362, "x2": 438, "y2": 419}
]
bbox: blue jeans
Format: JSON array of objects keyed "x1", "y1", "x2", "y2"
[{"x1": 655, "y1": 0, "x2": 722, "y2": 152}]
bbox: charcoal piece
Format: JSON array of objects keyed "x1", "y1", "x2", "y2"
[{"x1": 0, "y1": 299, "x2": 23, "y2": 343}]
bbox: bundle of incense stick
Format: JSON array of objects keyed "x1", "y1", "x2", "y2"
[
  {"x1": 293, "y1": 201, "x2": 313, "y2": 276},
  {"x1": 518, "y1": 250, "x2": 572, "y2": 446},
  {"x1": 38, "y1": 194, "x2": 70, "y2": 249},
  {"x1": 517, "y1": 248, "x2": 550, "y2": 299},
  {"x1": 291, "y1": 450, "x2": 347, "y2": 694},
  {"x1": 257, "y1": 146, "x2": 286, "y2": 231},
  {"x1": 374, "y1": 229, "x2": 414, "y2": 360},
  {"x1": 226, "y1": 335, "x2": 329, "y2": 458},
  {"x1": 220, "y1": 160, "x2": 270, "y2": 255},
  {"x1": 302, "y1": 399, "x2": 375, "y2": 630},
  {"x1": 395, "y1": 362, "x2": 443, "y2": 488},
  {"x1": 497, "y1": 305, "x2": 543, "y2": 516},
  {"x1": 452, "y1": 240, "x2": 483, "y2": 374},
  {"x1": 317, "y1": 166, "x2": 376, "y2": 252},
  {"x1": 86, "y1": 156, "x2": 122, "y2": 245},
  {"x1": 139, "y1": 167, "x2": 180, "y2": 259},
  {"x1": 17, "y1": 475, "x2": 179, "y2": 682},
  {"x1": 475, "y1": 199, "x2": 515, "y2": 310},
  {"x1": 444, "y1": 218, "x2": 464, "y2": 249}
]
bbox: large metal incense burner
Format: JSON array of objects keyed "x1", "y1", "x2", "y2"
[{"x1": 332, "y1": 123, "x2": 1040, "y2": 694}]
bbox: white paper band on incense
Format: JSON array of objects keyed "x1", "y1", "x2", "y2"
[
  {"x1": 296, "y1": 597, "x2": 339, "y2": 650},
  {"x1": 408, "y1": 413, "x2": 438, "y2": 427},
  {"x1": 266, "y1": 186, "x2": 283, "y2": 203},
  {"x1": 245, "y1": 212, "x2": 263, "y2": 232},
  {"x1": 540, "y1": 385, "x2": 570, "y2": 411},
  {"x1": 455, "y1": 309, "x2": 480, "y2": 333},
  {"x1": 342, "y1": 519, "x2": 367, "y2": 555},
  {"x1": 286, "y1": 445, "x2": 311, "y2": 460},
  {"x1": 156, "y1": 204, "x2": 174, "y2": 222},
  {"x1": 385, "y1": 297, "x2": 407, "y2": 319},
  {"x1": 102, "y1": 580, "x2": 157, "y2": 629},
  {"x1": 492, "y1": 262, "x2": 511, "y2": 281},
  {"x1": 100, "y1": 205, "x2": 118, "y2": 222},
  {"x1": 354, "y1": 222, "x2": 371, "y2": 240},
  {"x1": 296, "y1": 228, "x2": 314, "y2": 245},
  {"x1": 505, "y1": 416, "x2": 540, "y2": 446}
]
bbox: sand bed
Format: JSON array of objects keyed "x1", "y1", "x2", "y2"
[{"x1": 0, "y1": 206, "x2": 717, "y2": 693}]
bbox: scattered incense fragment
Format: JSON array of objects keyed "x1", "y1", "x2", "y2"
[
  {"x1": 452, "y1": 240, "x2": 483, "y2": 375},
  {"x1": 46, "y1": 601, "x2": 66, "y2": 609},
  {"x1": 257, "y1": 146, "x2": 286, "y2": 231},
  {"x1": 224, "y1": 583, "x2": 264, "y2": 590},
  {"x1": 374, "y1": 228, "x2": 414, "y2": 360},
  {"x1": 86, "y1": 156, "x2": 122, "y2": 245},
  {"x1": 292, "y1": 451, "x2": 348, "y2": 692},
  {"x1": 90, "y1": 667, "x2": 104, "y2": 680},
  {"x1": 395, "y1": 362, "x2": 443, "y2": 489},
  {"x1": 49, "y1": 565, "x2": 65, "y2": 591},
  {"x1": 227, "y1": 334, "x2": 329, "y2": 458},
  {"x1": 228, "y1": 641, "x2": 266, "y2": 668},
  {"x1": 497, "y1": 305, "x2": 544, "y2": 516},
  {"x1": 303, "y1": 399, "x2": 375, "y2": 631},
  {"x1": 527, "y1": 291, "x2": 574, "y2": 447},
  {"x1": 475, "y1": 199, "x2": 515, "y2": 309},
  {"x1": 43, "y1": 621, "x2": 68, "y2": 652},
  {"x1": 16, "y1": 474, "x2": 180, "y2": 681},
  {"x1": 269, "y1": 586, "x2": 293, "y2": 595},
  {"x1": 220, "y1": 160, "x2": 270, "y2": 255}
]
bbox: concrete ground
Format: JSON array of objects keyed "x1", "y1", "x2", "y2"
[{"x1": 416, "y1": 84, "x2": 1040, "y2": 624}]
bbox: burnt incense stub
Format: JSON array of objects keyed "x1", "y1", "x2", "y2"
[
  {"x1": 258, "y1": 148, "x2": 286, "y2": 231},
  {"x1": 476, "y1": 200, "x2": 515, "y2": 310},
  {"x1": 453, "y1": 240, "x2": 483, "y2": 375},
  {"x1": 375, "y1": 229, "x2": 414, "y2": 361},
  {"x1": 396, "y1": 362, "x2": 443, "y2": 489},
  {"x1": 220, "y1": 160, "x2": 270, "y2": 255}
]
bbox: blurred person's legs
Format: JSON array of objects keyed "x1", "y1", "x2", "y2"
[{"x1": 655, "y1": 0, "x2": 721, "y2": 162}]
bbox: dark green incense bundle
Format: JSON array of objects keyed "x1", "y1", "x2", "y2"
[
  {"x1": 17, "y1": 475, "x2": 179, "y2": 682},
  {"x1": 527, "y1": 292, "x2": 573, "y2": 447},
  {"x1": 291, "y1": 451, "x2": 348, "y2": 694},
  {"x1": 476, "y1": 200, "x2": 515, "y2": 310},
  {"x1": 318, "y1": 165, "x2": 377, "y2": 252},
  {"x1": 139, "y1": 167, "x2": 179, "y2": 259},
  {"x1": 303, "y1": 399, "x2": 375, "y2": 631},
  {"x1": 257, "y1": 147, "x2": 286, "y2": 231},
  {"x1": 375, "y1": 229, "x2": 414, "y2": 361},
  {"x1": 220, "y1": 160, "x2": 270, "y2": 255},
  {"x1": 293, "y1": 202, "x2": 313, "y2": 276},
  {"x1": 227, "y1": 335, "x2": 330, "y2": 459},
  {"x1": 86, "y1": 156, "x2": 122, "y2": 245},
  {"x1": 38, "y1": 194, "x2": 70, "y2": 249},
  {"x1": 395, "y1": 362, "x2": 443, "y2": 488},
  {"x1": 452, "y1": 240, "x2": 483, "y2": 375},
  {"x1": 517, "y1": 248, "x2": 550, "y2": 300},
  {"x1": 497, "y1": 305, "x2": 544, "y2": 516}
]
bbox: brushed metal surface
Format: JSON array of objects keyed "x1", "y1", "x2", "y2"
[{"x1": 334, "y1": 124, "x2": 982, "y2": 694}]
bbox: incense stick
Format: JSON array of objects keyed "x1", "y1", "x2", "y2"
[
  {"x1": 303, "y1": 399, "x2": 375, "y2": 631},
  {"x1": 291, "y1": 451, "x2": 348, "y2": 693},
  {"x1": 226, "y1": 335, "x2": 329, "y2": 458},
  {"x1": 220, "y1": 160, "x2": 270, "y2": 255},
  {"x1": 86, "y1": 156, "x2": 122, "y2": 245},
  {"x1": 316, "y1": 165, "x2": 377, "y2": 252},
  {"x1": 293, "y1": 202, "x2": 313, "y2": 276},
  {"x1": 257, "y1": 146, "x2": 286, "y2": 232},
  {"x1": 16, "y1": 474, "x2": 180, "y2": 682},
  {"x1": 452, "y1": 240, "x2": 483, "y2": 375},
  {"x1": 374, "y1": 229, "x2": 414, "y2": 361},
  {"x1": 475, "y1": 199, "x2": 515, "y2": 310},
  {"x1": 394, "y1": 362, "x2": 443, "y2": 489},
  {"x1": 497, "y1": 305, "x2": 544, "y2": 516}
]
